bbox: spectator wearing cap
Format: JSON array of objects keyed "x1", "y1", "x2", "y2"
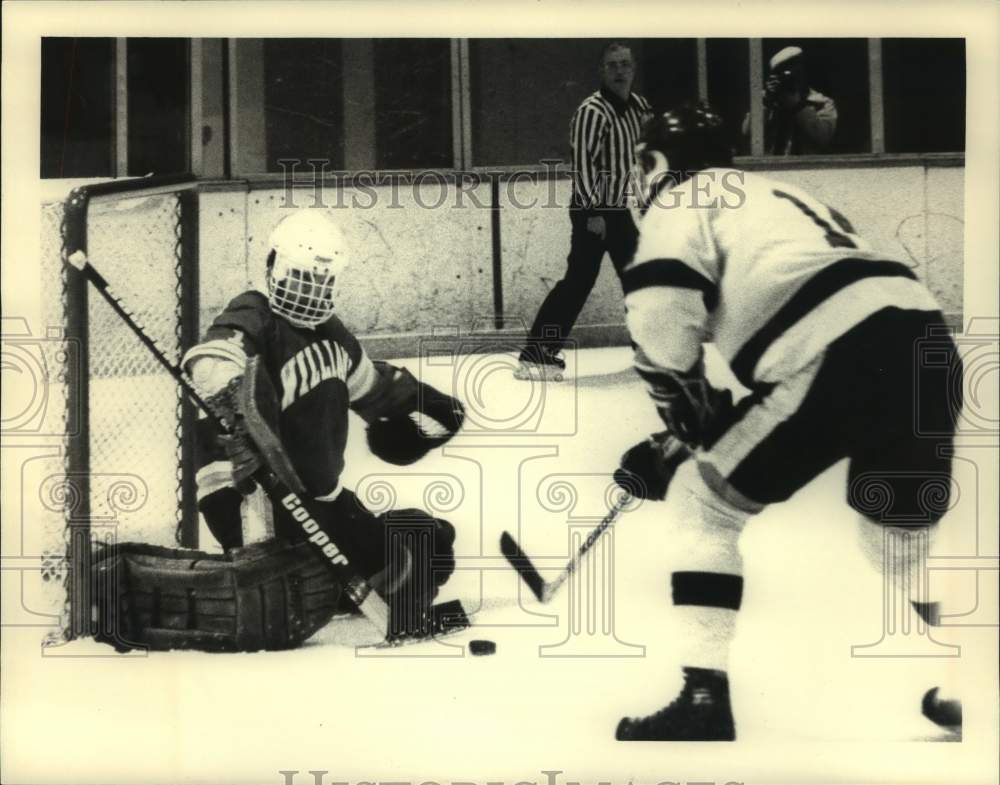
[{"x1": 742, "y1": 46, "x2": 838, "y2": 155}]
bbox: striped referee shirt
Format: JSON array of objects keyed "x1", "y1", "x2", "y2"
[{"x1": 571, "y1": 86, "x2": 652, "y2": 212}]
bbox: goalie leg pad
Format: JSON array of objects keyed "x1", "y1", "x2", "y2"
[
  {"x1": 92, "y1": 540, "x2": 344, "y2": 652},
  {"x1": 377, "y1": 509, "x2": 456, "y2": 639},
  {"x1": 380, "y1": 509, "x2": 456, "y2": 594},
  {"x1": 269, "y1": 491, "x2": 457, "y2": 624}
]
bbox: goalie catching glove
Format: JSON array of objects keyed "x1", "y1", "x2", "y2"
[
  {"x1": 353, "y1": 361, "x2": 465, "y2": 465},
  {"x1": 614, "y1": 431, "x2": 692, "y2": 501}
]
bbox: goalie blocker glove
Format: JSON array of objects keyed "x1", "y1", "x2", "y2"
[
  {"x1": 354, "y1": 361, "x2": 465, "y2": 466},
  {"x1": 614, "y1": 431, "x2": 692, "y2": 500}
]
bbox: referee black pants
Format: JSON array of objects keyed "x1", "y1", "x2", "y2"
[{"x1": 525, "y1": 207, "x2": 638, "y2": 352}]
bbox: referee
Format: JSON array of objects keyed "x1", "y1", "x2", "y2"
[{"x1": 517, "y1": 41, "x2": 652, "y2": 380}]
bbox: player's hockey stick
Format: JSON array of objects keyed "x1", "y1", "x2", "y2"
[
  {"x1": 61, "y1": 186, "x2": 390, "y2": 637},
  {"x1": 500, "y1": 490, "x2": 632, "y2": 603}
]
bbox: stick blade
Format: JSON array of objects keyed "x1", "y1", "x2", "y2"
[
  {"x1": 343, "y1": 577, "x2": 391, "y2": 637},
  {"x1": 500, "y1": 531, "x2": 546, "y2": 602}
]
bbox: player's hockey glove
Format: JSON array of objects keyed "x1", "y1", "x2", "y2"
[
  {"x1": 356, "y1": 362, "x2": 465, "y2": 466},
  {"x1": 613, "y1": 431, "x2": 692, "y2": 501},
  {"x1": 647, "y1": 360, "x2": 735, "y2": 448}
]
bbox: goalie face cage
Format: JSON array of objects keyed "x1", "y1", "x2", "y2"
[{"x1": 38, "y1": 175, "x2": 201, "y2": 643}]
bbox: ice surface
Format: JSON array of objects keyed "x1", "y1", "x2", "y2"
[{"x1": 7, "y1": 346, "x2": 980, "y2": 784}]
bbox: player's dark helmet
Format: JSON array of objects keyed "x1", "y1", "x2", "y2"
[{"x1": 632, "y1": 101, "x2": 733, "y2": 214}]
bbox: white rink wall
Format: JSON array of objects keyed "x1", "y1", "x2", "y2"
[
  {"x1": 199, "y1": 163, "x2": 965, "y2": 354},
  {"x1": 40, "y1": 162, "x2": 965, "y2": 358},
  {"x1": 499, "y1": 165, "x2": 967, "y2": 335}
]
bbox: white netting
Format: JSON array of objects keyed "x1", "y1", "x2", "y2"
[
  {"x1": 34, "y1": 201, "x2": 74, "y2": 621},
  {"x1": 85, "y1": 194, "x2": 184, "y2": 546},
  {"x1": 35, "y1": 191, "x2": 191, "y2": 641}
]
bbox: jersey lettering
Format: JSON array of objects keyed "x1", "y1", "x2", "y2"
[
  {"x1": 279, "y1": 338, "x2": 352, "y2": 410},
  {"x1": 294, "y1": 352, "x2": 310, "y2": 400},
  {"x1": 316, "y1": 342, "x2": 335, "y2": 382},
  {"x1": 304, "y1": 343, "x2": 321, "y2": 390}
]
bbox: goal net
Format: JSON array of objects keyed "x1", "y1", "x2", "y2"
[{"x1": 36, "y1": 177, "x2": 201, "y2": 643}]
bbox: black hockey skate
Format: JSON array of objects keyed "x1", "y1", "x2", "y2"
[
  {"x1": 615, "y1": 667, "x2": 736, "y2": 741},
  {"x1": 514, "y1": 344, "x2": 566, "y2": 382}
]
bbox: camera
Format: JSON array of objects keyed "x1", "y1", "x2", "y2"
[
  {"x1": 764, "y1": 66, "x2": 802, "y2": 108},
  {"x1": 775, "y1": 68, "x2": 796, "y2": 88}
]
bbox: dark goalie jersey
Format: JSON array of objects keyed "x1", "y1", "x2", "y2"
[{"x1": 186, "y1": 291, "x2": 380, "y2": 502}]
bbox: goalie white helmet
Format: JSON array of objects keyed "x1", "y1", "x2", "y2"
[{"x1": 266, "y1": 210, "x2": 349, "y2": 328}]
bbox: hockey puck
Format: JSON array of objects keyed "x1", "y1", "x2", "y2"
[{"x1": 468, "y1": 639, "x2": 496, "y2": 656}]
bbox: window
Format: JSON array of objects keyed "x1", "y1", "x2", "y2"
[
  {"x1": 470, "y1": 39, "x2": 664, "y2": 168},
  {"x1": 375, "y1": 38, "x2": 454, "y2": 169},
  {"x1": 127, "y1": 38, "x2": 190, "y2": 175},
  {"x1": 640, "y1": 39, "x2": 698, "y2": 112},
  {"x1": 43, "y1": 37, "x2": 967, "y2": 179},
  {"x1": 882, "y1": 38, "x2": 965, "y2": 153},
  {"x1": 41, "y1": 38, "x2": 191, "y2": 178},
  {"x1": 232, "y1": 38, "x2": 451, "y2": 173},
  {"x1": 263, "y1": 39, "x2": 345, "y2": 171},
  {"x1": 706, "y1": 38, "x2": 751, "y2": 156},
  {"x1": 373, "y1": 39, "x2": 453, "y2": 170},
  {"x1": 232, "y1": 39, "x2": 345, "y2": 174},
  {"x1": 471, "y1": 39, "x2": 597, "y2": 167},
  {"x1": 41, "y1": 38, "x2": 115, "y2": 178},
  {"x1": 761, "y1": 38, "x2": 870, "y2": 154}
]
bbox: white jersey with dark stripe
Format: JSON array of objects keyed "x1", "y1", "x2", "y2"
[
  {"x1": 571, "y1": 89, "x2": 652, "y2": 209},
  {"x1": 623, "y1": 169, "x2": 941, "y2": 388}
]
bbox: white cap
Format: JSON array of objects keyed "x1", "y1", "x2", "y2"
[{"x1": 769, "y1": 46, "x2": 803, "y2": 71}]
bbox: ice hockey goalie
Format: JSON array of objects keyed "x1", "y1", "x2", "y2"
[{"x1": 93, "y1": 210, "x2": 465, "y2": 652}]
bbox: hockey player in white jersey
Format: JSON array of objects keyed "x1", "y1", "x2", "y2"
[{"x1": 612, "y1": 103, "x2": 962, "y2": 740}]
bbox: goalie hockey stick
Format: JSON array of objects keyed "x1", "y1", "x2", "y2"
[
  {"x1": 61, "y1": 180, "x2": 390, "y2": 638},
  {"x1": 500, "y1": 490, "x2": 632, "y2": 603}
]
